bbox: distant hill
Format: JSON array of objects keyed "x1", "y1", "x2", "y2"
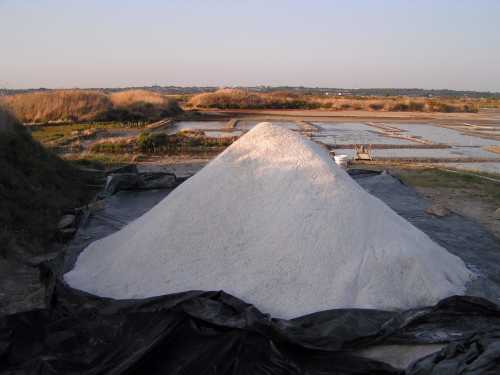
[
  {"x1": 2, "y1": 86, "x2": 499, "y2": 99},
  {"x1": 243, "y1": 87, "x2": 500, "y2": 99}
]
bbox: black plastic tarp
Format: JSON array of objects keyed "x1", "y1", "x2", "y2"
[
  {"x1": 2, "y1": 284, "x2": 500, "y2": 374},
  {"x1": 2, "y1": 170, "x2": 500, "y2": 374}
]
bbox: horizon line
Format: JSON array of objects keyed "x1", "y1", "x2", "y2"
[{"x1": 2, "y1": 85, "x2": 499, "y2": 95}]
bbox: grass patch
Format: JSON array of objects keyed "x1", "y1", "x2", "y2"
[
  {"x1": 30, "y1": 123, "x2": 93, "y2": 143},
  {"x1": 29, "y1": 122, "x2": 147, "y2": 150},
  {"x1": 90, "y1": 141, "x2": 132, "y2": 154},
  {"x1": 398, "y1": 168, "x2": 500, "y2": 205},
  {"x1": 63, "y1": 152, "x2": 136, "y2": 167},
  {"x1": 137, "y1": 130, "x2": 237, "y2": 154}
]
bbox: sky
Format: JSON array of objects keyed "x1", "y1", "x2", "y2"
[{"x1": 1, "y1": 0, "x2": 499, "y2": 91}]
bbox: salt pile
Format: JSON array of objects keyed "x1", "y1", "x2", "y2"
[{"x1": 65, "y1": 123, "x2": 472, "y2": 318}]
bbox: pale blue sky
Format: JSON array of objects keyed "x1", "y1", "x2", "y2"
[{"x1": 1, "y1": 0, "x2": 499, "y2": 91}]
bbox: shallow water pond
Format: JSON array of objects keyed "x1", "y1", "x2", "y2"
[
  {"x1": 373, "y1": 147, "x2": 498, "y2": 159},
  {"x1": 236, "y1": 121, "x2": 299, "y2": 131},
  {"x1": 332, "y1": 147, "x2": 498, "y2": 160},
  {"x1": 168, "y1": 121, "x2": 228, "y2": 134},
  {"x1": 312, "y1": 122, "x2": 417, "y2": 146},
  {"x1": 204, "y1": 130, "x2": 243, "y2": 138},
  {"x1": 390, "y1": 123, "x2": 500, "y2": 147}
]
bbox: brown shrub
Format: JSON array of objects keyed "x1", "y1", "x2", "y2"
[
  {"x1": 408, "y1": 101, "x2": 425, "y2": 111},
  {"x1": 368, "y1": 102, "x2": 385, "y2": 111}
]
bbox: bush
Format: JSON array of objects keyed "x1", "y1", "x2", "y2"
[
  {"x1": 388, "y1": 100, "x2": 426, "y2": 112},
  {"x1": 408, "y1": 101, "x2": 425, "y2": 111},
  {"x1": 462, "y1": 104, "x2": 479, "y2": 113},
  {"x1": 369, "y1": 102, "x2": 385, "y2": 111},
  {"x1": 137, "y1": 132, "x2": 168, "y2": 152},
  {"x1": 136, "y1": 130, "x2": 236, "y2": 154},
  {"x1": 390, "y1": 102, "x2": 409, "y2": 111}
]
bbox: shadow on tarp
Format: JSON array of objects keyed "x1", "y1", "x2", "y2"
[{"x1": 1, "y1": 170, "x2": 500, "y2": 374}]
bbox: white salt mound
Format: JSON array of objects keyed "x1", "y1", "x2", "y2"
[{"x1": 65, "y1": 122, "x2": 472, "y2": 319}]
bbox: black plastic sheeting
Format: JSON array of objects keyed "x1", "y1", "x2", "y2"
[
  {"x1": 2, "y1": 285, "x2": 500, "y2": 374},
  {"x1": 2, "y1": 170, "x2": 500, "y2": 374}
]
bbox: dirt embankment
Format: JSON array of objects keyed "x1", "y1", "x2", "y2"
[{"x1": 0, "y1": 107, "x2": 97, "y2": 258}]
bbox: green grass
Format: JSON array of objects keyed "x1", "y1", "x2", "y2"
[
  {"x1": 29, "y1": 122, "x2": 142, "y2": 144},
  {"x1": 30, "y1": 124, "x2": 90, "y2": 143},
  {"x1": 90, "y1": 142, "x2": 132, "y2": 154},
  {"x1": 398, "y1": 168, "x2": 500, "y2": 205},
  {"x1": 64, "y1": 152, "x2": 136, "y2": 167}
]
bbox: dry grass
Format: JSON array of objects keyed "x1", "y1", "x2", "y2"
[
  {"x1": 477, "y1": 98, "x2": 500, "y2": 109},
  {"x1": 110, "y1": 89, "x2": 166, "y2": 106},
  {"x1": 2, "y1": 90, "x2": 111, "y2": 123},
  {"x1": 485, "y1": 146, "x2": 500, "y2": 154},
  {"x1": 315, "y1": 96, "x2": 479, "y2": 112},
  {"x1": 188, "y1": 89, "x2": 484, "y2": 113},
  {"x1": 1, "y1": 89, "x2": 182, "y2": 124},
  {"x1": 188, "y1": 89, "x2": 315, "y2": 110}
]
